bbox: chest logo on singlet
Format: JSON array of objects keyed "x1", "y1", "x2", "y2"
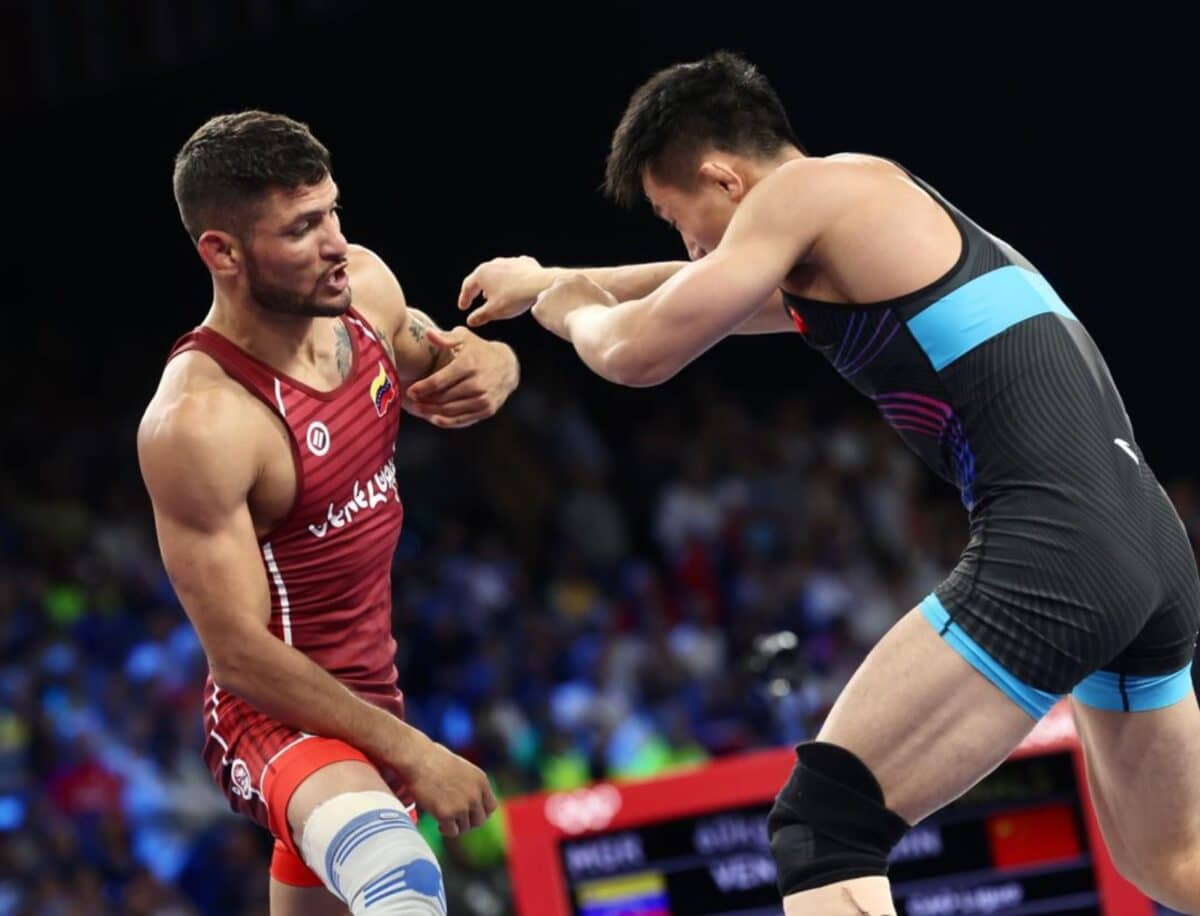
[
  {"x1": 306, "y1": 457, "x2": 399, "y2": 539},
  {"x1": 369, "y1": 361, "x2": 397, "y2": 418},
  {"x1": 307, "y1": 421, "x2": 331, "y2": 457}
]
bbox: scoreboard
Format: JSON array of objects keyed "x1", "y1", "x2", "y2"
[{"x1": 505, "y1": 703, "x2": 1152, "y2": 915}]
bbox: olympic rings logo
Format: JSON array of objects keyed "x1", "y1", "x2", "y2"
[{"x1": 544, "y1": 785, "x2": 623, "y2": 835}]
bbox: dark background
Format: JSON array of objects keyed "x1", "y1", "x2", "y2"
[{"x1": 1, "y1": 1, "x2": 1189, "y2": 478}]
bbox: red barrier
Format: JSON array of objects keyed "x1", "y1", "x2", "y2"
[{"x1": 506, "y1": 702, "x2": 1152, "y2": 915}]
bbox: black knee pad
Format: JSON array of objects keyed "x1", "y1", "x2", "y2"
[{"x1": 767, "y1": 742, "x2": 910, "y2": 895}]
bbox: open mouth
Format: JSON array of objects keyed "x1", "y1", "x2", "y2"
[{"x1": 323, "y1": 263, "x2": 349, "y2": 292}]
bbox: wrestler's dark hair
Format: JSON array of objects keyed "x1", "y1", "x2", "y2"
[
  {"x1": 605, "y1": 51, "x2": 803, "y2": 209},
  {"x1": 173, "y1": 110, "x2": 331, "y2": 242}
]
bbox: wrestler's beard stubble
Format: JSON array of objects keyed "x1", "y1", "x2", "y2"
[{"x1": 245, "y1": 255, "x2": 349, "y2": 318}]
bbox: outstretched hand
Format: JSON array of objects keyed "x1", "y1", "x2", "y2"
[{"x1": 458, "y1": 256, "x2": 556, "y2": 328}]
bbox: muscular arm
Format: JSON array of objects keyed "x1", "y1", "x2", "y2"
[
  {"x1": 346, "y1": 245, "x2": 519, "y2": 425},
  {"x1": 345, "y1": 245, "x2": 441, "y2": 384},
  {"x1": 545, "y1": 164, "x2": 828, "y2": 384},
  {"x1": 554, "y1": 263, "x2": 792, "y2": 335},
  {"x1": 558, "y1": 264, "x2": 795, "y2": 335},
  {"x1": 732, "y1": 289, "x2": 794, "y2": 334},
  {"x1": 555, "y1": 252, "x2": 786, "y2": 385},
  {"x1": 394, "y1": 305, "x2": 445, "y2": 382},
  {"x1": 137, "y1": 387, "x2": 431, "y2": 770},
  {"x1": 460, "y1": 255, "x2": 789, "y2": 334},
  {"x1": 549, "y1": 261, "x2": 689, "y2": 301}
]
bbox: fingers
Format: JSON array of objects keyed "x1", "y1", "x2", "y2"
[
  {"x1": 423, "y1": 325, "x2": 468, "y2": 351},
  {"x1": 460, "y1": 256, "x2": 556, "y2": 325},
  {"x1": 468, "y1": 800, "x2": 489, "y2": 830},
  {"x1": 407, "y1": 359, "x2": 471, "y2": 401},
  {"x1": 465, "y1": 303, "x2": 498, "y2": 328},
  {"x1": 412, "y1": 393, "x2": 491, "y2": 419},
  {"x1": 437, "y1": 796, "x2": 494, "y2": 836},
  {"x1": 417, "y1": 409, "x2": 491, "y2": 430},
  {"x1": 466, "y1": 297, "x2": 528, "y2": 328},
  {"x1": 459, "y1": 268, "x2": 483, "y2": 311},
  {"x1": 457, "y1": 266, "x2": 518, "y2": 326},
  {"x1": 423, "y1": 757, "x2": 498, "y2": 837},
  {"x1": 406, "y1": 388, "x2": 497, "y2": 427},
  {"x1": 466, "y1": 780, "x2": 497, "y2": 830},
  {"x1": 409, "y1": 330, "x2": 516, "y2": 406}
]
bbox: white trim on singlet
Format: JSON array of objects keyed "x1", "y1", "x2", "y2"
[
  {"x1": 346, "y1": 315, "x2": 378, "y2": 342},
  {"x1": 261, "y1": 734, "x2": 314, "y2": 779},
  {"x1": 210, "y1": 681, "x2": 221, "y2": 724},
  {"x1": 257, "y1": 734, "x2": 316, "y2": 814},
  {"x1": 261, "y1": 542, "x2": 293, "y2": 645},
  {"x1": 274, "y1": 377, "x2": 287, "y2": 416}
]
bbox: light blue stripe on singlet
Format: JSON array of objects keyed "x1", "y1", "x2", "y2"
[
  {"x1": 1072, "y1": 663, "x2": 1195, "y2": 712},
  {"x1": 907, "y1": 266, "x2": 1078, "y2": 371},
  {"x1": 919, "y1": 594, "x2": 1060, "y2": 720}
]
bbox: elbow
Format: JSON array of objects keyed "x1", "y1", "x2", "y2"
[
  {"x1": 208, "y1": 634, "x2": 268, "y2": 695},
  {"x1": 599, "y1": 343, "x2": 677, "y2": 388},
  {"x1": 613, "y1": 363, "x2": 675, "y2": 388},
  {"x1": 208, "y1": 653, "x2": 246, "y2": 695}
]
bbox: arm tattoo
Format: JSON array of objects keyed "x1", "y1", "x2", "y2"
[
  {"x1": 334, "y1": 321, "x2": 353, "y2": 380},
  {"x1": 407, "y1": 313, "x2": 440, "y2": 360},
  {"x1": 374, "y1": 324, "x2": 396, "y2": 365}
]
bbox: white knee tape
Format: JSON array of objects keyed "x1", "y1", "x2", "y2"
[{"x1": 299, "y1": 790, "x2": 445, "y2": 914}]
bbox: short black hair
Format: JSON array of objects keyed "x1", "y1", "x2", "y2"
[
  {"x1": 172, "y1": 110, "x2": 332, "y2": 241},
  {"x1": 605, "y1": 51, "x2": 802, "y2": 208}
]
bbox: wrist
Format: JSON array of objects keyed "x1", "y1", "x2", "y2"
[
  {"x1": 493, "y1": 340, "x2": 520, "y2": 382},
  {"x1": 363, "y1": 708, "x2": 431, "y2": 771}
]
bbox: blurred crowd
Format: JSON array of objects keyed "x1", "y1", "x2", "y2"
[{"x1": 3, "y1": 369, "x2": 1198, "y2": 915}]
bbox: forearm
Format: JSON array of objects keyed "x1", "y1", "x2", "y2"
[
  {"x1": 553, "y1": 253, "x2": 776, "y2": 386},
  {"x1": 212, "y1": 630, "x2": 427, "y2": 768},
  {"x1": 562, "y1": 303, "x2": 663, "y2": 387},
  {"x1": 549, "y1": 262, "x2": 687, "y2": 302}
]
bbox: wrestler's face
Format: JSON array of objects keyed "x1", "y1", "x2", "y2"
[
  {"x1": 242, "y1": 174, "x2": 351, "y2": 317},
  {"x1": 642, "y1": 164, "x2": 739, "y2": 262}
]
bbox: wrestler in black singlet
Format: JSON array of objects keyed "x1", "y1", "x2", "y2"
[{"x1": 782, "y1": 162, "x2": 1199, "y2": 715}]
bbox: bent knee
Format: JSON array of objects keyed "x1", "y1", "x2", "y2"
[
  {"x1": 353, "y1": 858, "x2": 444, "y2": 914},
  {"x1": 300, "y1": 790, "x2": 446, "y2": 915},
  {"x1": 768, "y1": 742, "x2": 909, "y2": 895}
]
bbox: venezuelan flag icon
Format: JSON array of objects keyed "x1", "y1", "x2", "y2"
[
  {"x1": 576, "y1": 871, "x2": 670, "y2": 916},
  {"x1": 369, "y1": 361, "x2": 397, "y2": 417}
]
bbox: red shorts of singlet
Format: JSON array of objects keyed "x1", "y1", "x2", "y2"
[{"x1": 202, "y1": 686, "x2": 415, "y2": 886}]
